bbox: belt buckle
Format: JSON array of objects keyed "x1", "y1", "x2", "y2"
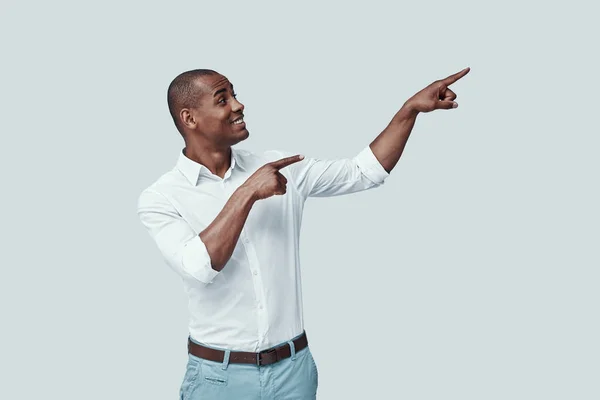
[{"x1": 256, "y1": 347, "x2": 278, "y2": 366}]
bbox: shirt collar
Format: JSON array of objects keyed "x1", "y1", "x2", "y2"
[{"x1": 177, "y1": 147, "x2": 246, "y2": 186}]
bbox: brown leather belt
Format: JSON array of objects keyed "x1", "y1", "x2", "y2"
[{"x1": 188, "y1": 331, "x2": 308, "y2": 366}]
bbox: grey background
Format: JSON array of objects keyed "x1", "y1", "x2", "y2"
[{"x1": 1, "y1": 1, "x2": 598, "y2": 399}]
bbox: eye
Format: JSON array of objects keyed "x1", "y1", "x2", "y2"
[
  {"x1": 218, "y1": 98, "x2": 226, "y2": 105},
  {"x1": 232, "y1": 93, "x2": 238, "y2": 99}
]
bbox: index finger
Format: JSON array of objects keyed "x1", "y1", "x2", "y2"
[
  {"x1": 269, "y1": 154, "x2": 305, "y2": 170},
  {"x1": 441, "y1": 67, "x2": 470, "y2": 86}
]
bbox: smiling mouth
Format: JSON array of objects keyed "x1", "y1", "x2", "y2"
[{"x1": 231, "y1": 116, "x2": 244, "y2": 125}]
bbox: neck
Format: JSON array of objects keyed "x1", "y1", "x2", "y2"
[{"x1": 184, "y1": 141, "x2": 232, "y2": 179}]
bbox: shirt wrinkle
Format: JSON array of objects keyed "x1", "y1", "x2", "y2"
[{"x1": 138, "y1": 144, "x2": 389, "y2": 351}]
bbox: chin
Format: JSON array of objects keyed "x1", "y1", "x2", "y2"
[{"x1": 232, "y1": 130, "x2": 249, "y2": 145}]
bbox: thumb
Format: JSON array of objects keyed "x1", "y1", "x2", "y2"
[{"x1": 437, "y1": 101, "x2": 458, "y2": 110}]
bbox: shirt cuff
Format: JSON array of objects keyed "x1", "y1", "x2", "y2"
[
  {"x1": 182, "y1": 236, "x2": 219, "y2": 284},
  {"x1": 355, "y1": 145, "x2": 390, "y2": 184}
]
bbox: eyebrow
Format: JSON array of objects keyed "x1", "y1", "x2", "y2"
[{"x1": 213, "y1": 84, "x2": 234, "y2": 97}]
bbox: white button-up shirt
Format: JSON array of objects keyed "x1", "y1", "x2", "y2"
[{"x1": 137, "y1": 145, "x2": 389, "y2": 351}]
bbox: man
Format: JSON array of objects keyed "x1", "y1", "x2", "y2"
[{"x1": 137, "y1": 67, "x2": 470, "y2": 399}]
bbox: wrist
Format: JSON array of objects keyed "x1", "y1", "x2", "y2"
[
  {"x1": 399, "y1": 101, "x2": 420, "y2": 118},
  {"x1": 235, "y1": 184, "x2": 258, "y2": 204}
]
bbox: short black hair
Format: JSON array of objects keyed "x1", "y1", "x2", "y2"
[{"x1": 167, "y1": 69, "x2": 219, "y2": 135}]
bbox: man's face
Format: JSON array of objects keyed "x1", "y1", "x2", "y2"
[{"x1": 190, "y1": 74, "x2": 249, "y2": 147}]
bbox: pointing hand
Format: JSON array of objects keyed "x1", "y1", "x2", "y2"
[
  {"x1": 242, "y1": 154, "x2": 305, "y2": 201},
  {"x1": 405, "y1": 67, "x2": 470, "y2": 113}
]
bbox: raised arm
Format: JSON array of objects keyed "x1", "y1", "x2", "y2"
[{"x1": 370, "y1": 67, "x2": 470, "y2": 172}]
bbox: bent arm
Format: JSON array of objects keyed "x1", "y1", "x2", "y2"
[
  {"x1": 370, "y1": 67, "x2": 470, "y2": 172},
  {"x1": 137, "y1": 186, "x2": 256, "y2": 284},
  {"x1": 369, "y1": 105, "x2": 419, "y2": 173},
  {"x1": 199, "y1": 186, "x2": 256, "y2": 272},
  {"x1": 278, "y1": 104, "x2": 417, "y2": 196}
]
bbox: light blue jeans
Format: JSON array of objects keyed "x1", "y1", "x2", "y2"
[{"x1": 180, "y1": 333, "x2": 319, "y2": 400}]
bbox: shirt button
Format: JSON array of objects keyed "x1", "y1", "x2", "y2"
[
  {"x1": 252, "y1": 270, "x2": 258, "y2": 276},
  {"x1": 243, "y1": 238, "x2": 250, "y2": 244},
  {"x1": 258, "y1": 304, "x2": 263, "y2": 310}
]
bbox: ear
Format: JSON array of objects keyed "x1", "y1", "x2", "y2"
[{"x1": 180, "y1": 108, "x2": 197, "y2": 129}]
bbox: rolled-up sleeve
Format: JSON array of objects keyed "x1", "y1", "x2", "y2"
[
  {"x1": 353, "y1": 145, "x2": 390, "y2": 185},
  {"x1": 137, "y1": 189, "x2": 219, "y2": 284},
  {"x1": 270, "y1": 145, "x2": 390, "y2": 199}
]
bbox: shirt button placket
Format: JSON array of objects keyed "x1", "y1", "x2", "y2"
[{"x1": 242, "y1": 233, "x2": 268, "y2": 339}]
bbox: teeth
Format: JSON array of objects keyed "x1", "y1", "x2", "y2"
[{"x1": 233, "y1": 118, "x2": 244, "y2": 124}]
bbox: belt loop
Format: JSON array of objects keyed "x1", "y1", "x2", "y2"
[
  {"x1": 287, "y1": 340, "x2": 296, "y2": 361},
  {"x1": 221, "y1": 350, "x2": 231, "y2": 370}
]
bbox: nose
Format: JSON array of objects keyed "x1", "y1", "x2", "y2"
[{"x1": 231, "y1": 97, "x2": 244, "y2": 113}]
